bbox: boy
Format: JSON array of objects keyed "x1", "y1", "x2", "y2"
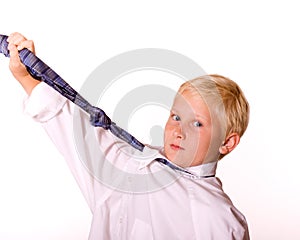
[{"x1": 6, "y1": 32, "x2": 250, "y2": 239}]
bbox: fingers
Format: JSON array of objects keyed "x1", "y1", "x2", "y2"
[
  {"x1": 7, "y1": 32, "x2": 27, "y2": 44},
  {"x1": 6, "y1": 32, "x2": 40, "y2": 94},
  {"x1": 8, "y1": 43, "x2": 23, "y2": 69},
  {"x1": 8, "y1": 33, "x2": 24, "y2": 69},
  {"x1": 7, "y1": 32, "x2": 35, "y2": 53},
  {"x1": 7, "y1": 32, "x2": 32, "y2": 79}
]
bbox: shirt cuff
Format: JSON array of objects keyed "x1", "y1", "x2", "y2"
[{"x1": 23, "y1": 82, "x2": 67, "y2": 122}]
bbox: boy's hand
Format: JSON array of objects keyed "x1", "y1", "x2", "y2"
[
  {"x1": 7, "y1": 32, "x2": 40, "y2": 95},
  {"x1": 7, "y1": 32, "x2": 35, "y2": 80}
]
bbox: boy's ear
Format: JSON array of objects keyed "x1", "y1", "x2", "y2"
[{"x1": 219, "y1": 133, "x2": 240, "y2": 155}]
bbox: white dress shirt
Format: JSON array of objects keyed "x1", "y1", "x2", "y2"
[{"x1": 23, "y1": 82, "x2": 250, "y2": 240}]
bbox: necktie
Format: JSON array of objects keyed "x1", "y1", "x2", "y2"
[
  {"x1": 0, "y1": 34, "x2": 144, "y2": 152},
  {"x1": 0, "y1": 34, "x2": 215, "y2": 178},
  {"x1": 155, "y1": 158, "x2": 215, "y2": 178}
]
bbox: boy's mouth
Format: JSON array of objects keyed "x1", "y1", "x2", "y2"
[{"x1": 170, "y1": 144, "x2": 184, "y2": 150}]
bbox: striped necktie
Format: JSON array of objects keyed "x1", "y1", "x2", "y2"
[
  {"x1": 155, "y1": 158, "x2": 215, "y2": 178},
  {"x1": 0, "y1": 34, "x2": 216, "y2": 178},
  {"x1": 0, "y1": 34, "x2": 144, "y2": 152}
]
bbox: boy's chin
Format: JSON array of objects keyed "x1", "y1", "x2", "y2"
[
  {"x1": 169, "y1": 158, "x2": 196, "y2": 168},
  {"x1": 171, "y1": 156, "x2": 206, "y2": 168},
  {"x1": 164, "y1": 152, "x2": 192, "y2": 167}
]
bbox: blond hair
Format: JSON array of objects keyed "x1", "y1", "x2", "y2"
[{"x1": 178, "y1": 74, "x2": 250, "y2": 139}]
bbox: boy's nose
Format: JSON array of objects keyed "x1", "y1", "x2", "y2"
[{"x1": 173, "y1": 126, "x2": 185, "y2": 140}]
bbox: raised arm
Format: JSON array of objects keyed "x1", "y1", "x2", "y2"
[
  {"x1": 4, "y1": 32, "x2": 149, "y2": 211},
  {"x1": 4, "y1": 32, "x2": 145, "y2": 152},
  {"x1": 7, "y1": 32, "x2": 40, "y2": 95}
]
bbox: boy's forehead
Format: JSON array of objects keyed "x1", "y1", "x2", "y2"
[
  {"x1": 172, "y1": 91, "x2": 210, "y2": 118},
  {"x1": 174, "y1": 90, "x2": 204, "y2": 105}
]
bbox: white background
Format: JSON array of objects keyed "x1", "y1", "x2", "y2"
[{"x1": 0, "y1": 0, "x2": 299, "y2": 239}]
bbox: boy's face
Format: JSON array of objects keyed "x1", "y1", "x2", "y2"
[{"x1": 164, "y1": 90, "x2": 218, "y2": 167}]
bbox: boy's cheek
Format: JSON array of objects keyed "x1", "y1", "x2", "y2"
[
  {"x1": 163, "y1": 133, "x2": 169, "y2": 147},
  {"x1": 163, "y1": 130, "x2": 174, "y2": 145},
  {"x1": 163, "y1": 126, "x2": 171, "y2": 138}
]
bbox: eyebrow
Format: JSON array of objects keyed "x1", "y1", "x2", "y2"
[
  {"x1": 195, "y1": 113, "x2": 209, "y2": 121},
  {"x1": 171, "y1": 108, "x2": 209, "y2": 121}
]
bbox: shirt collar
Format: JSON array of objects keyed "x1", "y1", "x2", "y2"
[
  {"x1": 185, "y1": 161, "x2": 217, "y2": 178},
  {"x1": 139, "y1": 145, "x2": 217, "y2": 179}
]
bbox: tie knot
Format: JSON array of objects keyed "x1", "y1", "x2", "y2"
[{"x1": 88, "y1": 106, "x2": 112, "y2": 129}]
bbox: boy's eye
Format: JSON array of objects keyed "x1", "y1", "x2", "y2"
[
  {"x1": 171, "y1": 114, "x2": 180, "y2": 121},
  {"x1": 193, "y1": 121, "x2": 202, "y2": 127}
]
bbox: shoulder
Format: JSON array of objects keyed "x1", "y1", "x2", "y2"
[
  {"x1": 192, "y1": 177, "x2": 250, "y2": 239},
  {"x1": 198, "y1": 177, "x2": 247, "y2": 220}
]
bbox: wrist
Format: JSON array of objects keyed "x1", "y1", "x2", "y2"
[{"x1": 17, "y1": 74, "x2": 41, "y2": 95}]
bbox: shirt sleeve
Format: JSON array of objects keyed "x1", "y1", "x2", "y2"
[
  {"x1": 228, "y1": 204, "x2": 251, "y2": 240},
  {"x1": 23, "y1": 82, "x2": 128, "y2": 212}
]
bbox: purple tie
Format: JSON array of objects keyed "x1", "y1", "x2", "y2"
[{"x1": 0, "y1": 34, "x2": 144, "y2": 152}]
